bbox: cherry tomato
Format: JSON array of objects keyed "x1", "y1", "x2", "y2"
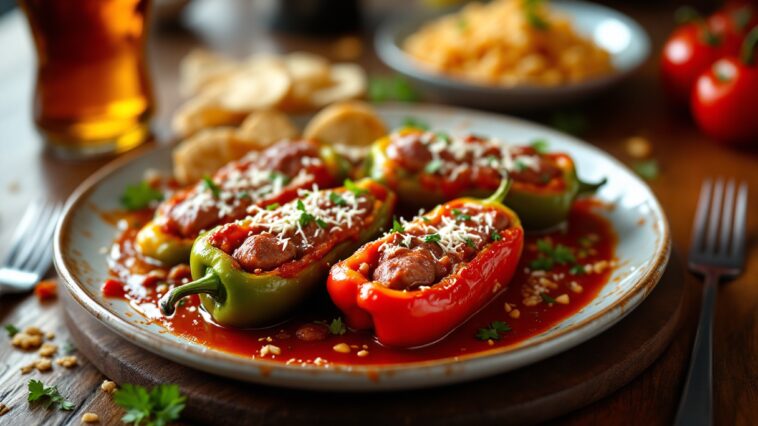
[
  {"x1": 34, "y1": 280, "x2": 58, "y2": 301},
  {"x1": 708, "y1": 3, "x2": 758, "y2": 53},
  {"x1": 691, "y1": 29, "x2": 758, "y2": 145},
  {"x1": 661, "y1": 23, "x2": 723, "y2": 103}
]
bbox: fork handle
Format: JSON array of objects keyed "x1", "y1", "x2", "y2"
[{"x1": 674, "y1": 272, "x2": 718, "y2": 426}]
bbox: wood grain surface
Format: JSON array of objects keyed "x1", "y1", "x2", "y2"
[{"x1": 0, "y1": 0, "x2": 756, "y2": 425}]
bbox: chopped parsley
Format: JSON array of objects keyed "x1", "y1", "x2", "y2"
[
  {"x1": 296, "y1": 200, "x2": 315, "y2": 226},
  {"x1": 28, "y1": 379, "x2": 74, "y2": 411},
  {"x1": 530, "y1": 257, "x2": 554, "y2": 271},
  {"x1": 368, "y1": 75, "x2": 420, "y2": 103},
  {"x1": 633, "y1": 159, "x2": 660, "y2": 181},
  {"x1": 435, "y1": 132, "x2": 452, "y2": 144},
  {"x1": 530, "y1": 138, "x2": 549, "y2": 154},
  {"x1": 329, "y1": 192, "x2": 347, "y2": 206},
  {"x1": 391, "y1": 217, "x2": 405, "y2": 233},
  {"x1": 514, "y1": 159, "x2": 528, "y2": 172},
  {"x1": 315, "y1": 218, "x2": 329, "y2": 229},
  {"x1": 490, "y1": 231, "x2": 502, "y2": 241},
  {"x1": 541, "y1": 292, "x2": 557, "y2": 304},
  {"x1": 344, "y1": 179, "x2": 367, "y2": 196},
  {"x1": 570, "y1": 264, "x2": 586, "y2": 275},
  {"x1": 269, "y1": 171, "x2": 290, "y2": 184},
  {"x1": 265, "y1": 203, "x2": 280, "y2": 211},
  {"x1": 452, "y1": 209, "x2": 472, "y2": 221},
  {"x1": 531, "y1": 239, "x2": 576, "y2": 271},
  {"x1": 202, "y1": 176, "x2": 221, "y2": 198},
  {"x1": 401, "y1": 116, "x2": 430, "y2": 131},
  {"x1": 4, "y1": 324, "x2": 19, "y2": 337},
  {"x1": 424, "y1": 159, "x2": 443, "y2": 174},
  {"x1": 329, "y1": 318, "x2": 347, "y2": 336},
  {"x1": 464, "y1": 238, "x2": 477, "y2": 249},
  {"x1": 424, "y1": 233, "x2": 441, "y2": 244},
  {"x1": 475, "y1": 321, "x2": 511, "y2": 341},
  {"x1": 114, "y1": 383, "x2": 186, "y2": 426},
  {"x1": 120, "y1": 181, "x2": 164, "y2": 211}
]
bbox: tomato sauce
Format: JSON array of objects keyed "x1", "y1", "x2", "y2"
[{"x1": 105, "y1": 199, "x2": 615, "y2": 366}]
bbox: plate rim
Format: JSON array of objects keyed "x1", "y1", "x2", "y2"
[
  {"x1": 374, "y1": 0, "x2": 652, "y2": 96},
  {"x1": 53, "y1": 103, "x2": 671, "y2": 390}
]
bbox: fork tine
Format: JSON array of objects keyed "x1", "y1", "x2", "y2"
[
  {"x1": 705, "y1": 178, "x2": 724, "y2": 255},
  {"x1": 11, "y1": 203, "x2": 54, "y2": 269},
  {"x1": 3, "y1": 201, "x2": 42, "y2": 266},
  {"x1": 731, "y1": 182, "x2": 748, "y2": 261},
  {"x1": 718, "y1": 180, "x2": 735, "y2": 257},
  {"x1": 30, "y1": 204, "x2": 63, "y2": 277},
  {"x1": 690, "y1": 179, "x2": 712, "y2": 256}
]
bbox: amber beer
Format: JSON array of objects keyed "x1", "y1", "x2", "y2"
[{"x1": 20, "y1": 0, "x2": 154, "y2": 158}]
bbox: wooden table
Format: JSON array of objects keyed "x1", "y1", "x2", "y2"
[{"x1": 0, "y1": 1, "x2": 755, "y2": 424}]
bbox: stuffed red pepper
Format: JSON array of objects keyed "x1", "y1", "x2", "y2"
[{"x1": 327, "y1": 179, "x2": 524, "y2": 347}]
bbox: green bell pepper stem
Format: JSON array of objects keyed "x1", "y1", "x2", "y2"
[
  {"x1": 160, "y1": 272, "x2": 224, "y2": 316},
  {"x1": 577, "y1": 177, "x2": 607, "y2": 196},
  {"x1": 485, "y1": 176, "x2": 512, "y2": 204}
]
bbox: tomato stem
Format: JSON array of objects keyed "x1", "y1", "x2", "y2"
[{"x1": 741, "y1": 27, "x2": 758, "y2": 66}]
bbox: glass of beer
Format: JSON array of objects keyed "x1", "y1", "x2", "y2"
[{"x1": 19, "y1": 0, "x2": 154, "y2": 159}]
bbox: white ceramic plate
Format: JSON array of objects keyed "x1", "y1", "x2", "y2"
[
  {"x1": 54, "y1": 104, "x2": 670, "y2": 391},
  {"x1": 375, "y1": 0, "x2": 651, "y2": 111}
]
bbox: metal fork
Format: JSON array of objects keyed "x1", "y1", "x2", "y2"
[
  {"x1": 674, "y1": 179, "x2": 748, "y2": 426},
  {"x1": 0, "y1": 201, "x2": 63, "y2": 296}
]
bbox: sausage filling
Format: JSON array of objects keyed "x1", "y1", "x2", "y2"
[
  {"x1": 158, "y1": 140, "x2": 331, "y2": 238},
  {"x1": 372, "y1": 203, "x2": 510, "y2": 291},
  {"x1": 387, "y1": 131, "x2": 563, "y2": 188},
  {"x1": 210, "y1": 186, "x2": 375, "y2": 273}
]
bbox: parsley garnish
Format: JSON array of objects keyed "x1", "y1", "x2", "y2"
[
  {"x1": 490, "y1": 231, "x2": 502, "y2": 241},
  {"x1": 269, "y1": 171, "x2": 290, "y2": 184},
  {"x1": 120, "y1": 181, "x2": 164, "y2": 211},
  {"x1": 424, "y1": 159, "x2": 443, "y2": 174},
  {"x1": 113, "y1": 383, "x2": 186, "y2": 426},
  {"x1": 464, "y1": 238, "x2": 477, "y2": 249},
  {"x1": 452, "y1": 209, "x2": 471, "y2": 221},
  {"x1": 28, "y1": 380, "x2": 74, "y2": 411},
  {"x1": 315, "y1": 218, "x2": 329, "y2": 229},
  {"x1": 435, "y1": 132, "x2": 452, "y2": 144},
  {"x1": 4, "y1": 324, "x2": 19, "y2": 337},
  {"x1": 531, "y1": 239, "x2": 576, "y2": 271},
  {"x1": 265, "y1": 203, "x2": 280, "y2": 211},
  {"x1": 541, "y1": 292, "x2": 556, "y2": 304},
  {"x1": 368, "y1": 75, "x2": 420, "y2": 103},
  {"x1": 570, "y1": 264, "x2": 586, "y2": 275},
  {"x1": 296, "y1": 200, "x2": 315, "y2": 226},
  {"x1": 475, "y1": 321, "x2": 511, "y2": 341},
  {"x1": 530, "y1": 138, "x2": 549, "y2": 154},
  {"x1": 401, "y1": 117, "x2": 430, "y2": 130},
  {"x1": 530, "y1": 257, "x2": 554, "y2": 271},
  {"x1": 329, "y1": 318, "x2": 347, "y2": 335},
  {"x1": 344, "y1": 179, "x2": 367, "y2": 196},
  {"x1": 237, "y1": 191, "x2": 251, "y2": 200},
  {"x1": 633, "y1": 159, "x2": 660, "y2": 181},
  {"x1": 391, "y1": 217, "x2": 405, "y2": 233},
  {"x1": 202, "y1": 176, "x2": 221, "y2": 198},
  {"x1": 424, "y1": 234, "x2": 441, "y2": 244},
  {"x1": 329, "y1": 192, "x2": 347, "y2": 206},
  {"x1": 514, "y1": 159, "x2": 528, "y2": 172}
]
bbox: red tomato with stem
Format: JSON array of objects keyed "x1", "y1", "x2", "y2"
[
  {"x1": 661, "y1": 23, "x2": 723, "y2": 103},
  {"x1": 691, "y1": 28, "x2": 758, "y2": 145}
]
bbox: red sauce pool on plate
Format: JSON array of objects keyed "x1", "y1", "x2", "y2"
[{"x1": 105, "y1": 199, "x2": 615, "y2": 366}]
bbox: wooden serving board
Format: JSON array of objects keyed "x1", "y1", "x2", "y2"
[{"x1": 63, "y1": 254, "x2": 687, "y2": 425}]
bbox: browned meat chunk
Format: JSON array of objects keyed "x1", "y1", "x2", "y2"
[
  {"x1": 295, "y1": 323, "x2": 329, "y2": 342},
  {"x1": 232, "y1": 234, "x2": 296, "y2": 272},
  {"x1": 388, "y1": 136, "x2": 432, "y2": 172},
  {"x1": 372, "y1": 247, "x2": 437, "y2": 290}
]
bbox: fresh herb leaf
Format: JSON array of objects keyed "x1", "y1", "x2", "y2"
[
  {"x1": 633, "y1": 159, "x2": 659, "y2": 181},
  {"x1": 315, "y1": 218, "x2": 329, "y2": 229},
  {"x1": 269, "y1": 171, "x2": 290, "y2": 185},
  {"x1": 452, "y1": 209, "x2": 471, "y2": 221},
  {"x1": 391, "y1": 217, "x2": 405, "y2": 233},
  {"x1": 265, "y1": 203, "x2": 280, "y2": 211},
  {"x1": 541, "y1": 292, "x2": 556, "y2": 304},
  {"x1": 570, "y1": 264, "x2": 586, "y2": 275},
  {"x1": 27, "y1": 380, "x2": 75, "y2": 411},
  {"x1": 4, "y1": 324, "x2": 19, "y2": 337},
  {"x1": 368, "y1": 75, "x2": 420, "y2": 103},
  {"x1": 424, "y1": 233, "x2": 441, "y2": 244},
  {"x1": 120, "y1": 181, "x2": 164, "y2": 211},
  {"x1": 553, "y1": 244, "x2": 576, "y2": 264},
  {"x1": 536, "y1": 238, "x2": 553, "y2": 254},
  {"x1": 578, "y1": 236, "x2": 593, "y2": 248},
  {"x1": 514, "y1": 159, "x2": 527, "y2": 172},
  {"x1": 344, "y1": 179, "x2": 367, "y2": 196},
  {"x1": 530, "y1": 257, "x2": 554, "y2": 271},
  {"x1": 530, "y1": 138, "x2": 549, "y2": 154},
  {"x1": 296, "y1": 200, "x2": 315, "y2": 227},
  {"x1": 490, "y1": 231, "x2": 502, "y2": 241},
  {"x1": 401, "y1": 117, "x2": 430, "y2": 131},
  {"x1": 329, "y1": 192, "x2": 347, "y2": 206},
  {"x1": 550, "y1": 111, "x2": 588, "y2": 136},
  {"x1": 237, "y1": 191, "x2": 251, "y2": 200},
  {"x1": 329, "y1": 318, "x2": 347, "y2": 336},
  {"x1": 202, "y1": 176, "x2": 221, "y2": 198},
  {"x1": 424, "y1": 159, "x2": 443, "y2": 174},
  {"x1": 464, "y1": 238, "x2": 477, "y2": 249},
  {"x1": 435, "y1": 132, "x2": 451, "y2": 144},
  {"x1": 475, "y1": 321, "x2": 511, "y2": 341},
  {"x1": 114, "y1": 383, "x2": 186, "y2": 426}
]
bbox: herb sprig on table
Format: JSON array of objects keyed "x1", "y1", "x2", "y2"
[
  {"x1": 114, "y1": 383, "x2": 186, "y2": 426},
  {"x1": 27, "y1": 379, "x2": 75, "y2": 411},
  {"x1": 4, "y1": 324, "x2": 19, "y2": 337}
]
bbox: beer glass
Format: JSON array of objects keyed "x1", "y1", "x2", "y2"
[{"x1": 19, "y1": 0, "x2": 154, "y2": 158}]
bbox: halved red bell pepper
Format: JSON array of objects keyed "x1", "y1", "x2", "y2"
[{"x1": 327, "y1": 179, "x2": 524, "y2": 347}]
